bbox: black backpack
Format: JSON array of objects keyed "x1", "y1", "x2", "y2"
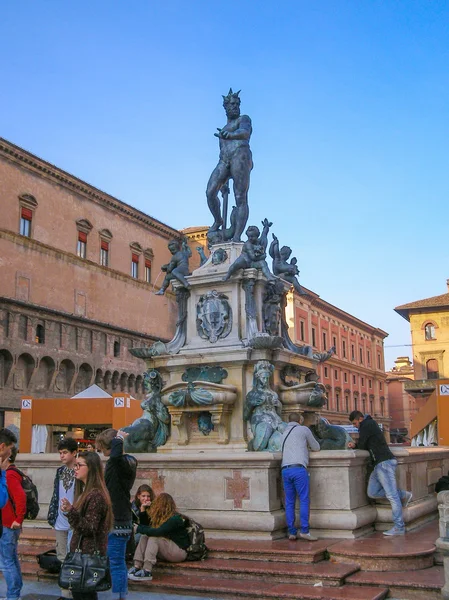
[
  {"x1": 436, "y1": 473, "x2": 449, "y2": 493},
  {"x1": 181, "y1": 514, "x2": 208, "y2": 561},
  {"x1": 8, "y1": 466, "x2": 40, "y2": 520}
]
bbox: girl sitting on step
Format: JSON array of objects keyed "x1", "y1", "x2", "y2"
[{"x1": 128, "y1": 493, "x2": 190, "y2": 581}]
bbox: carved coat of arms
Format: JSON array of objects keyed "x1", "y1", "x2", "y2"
[{"x1": 196, "y1": 290, "x2": 232, "y2": 343}]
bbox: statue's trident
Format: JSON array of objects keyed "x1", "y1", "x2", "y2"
[{"x1": 220, "y1": 179, "x2": 230, "y2": 233}]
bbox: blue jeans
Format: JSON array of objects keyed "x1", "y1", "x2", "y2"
[
  {"x1": 367, "y1": 458, "x2": 406, "y2": 530},
  {"x1": 282, "y1": 466, "x2": 310, "y2": 535},
  {"x1": 108, "y1": 532, "x2": 130, "y2": 598},
  {"x1": 0, "y1": 527, "x2": 22, "y2": 600}
]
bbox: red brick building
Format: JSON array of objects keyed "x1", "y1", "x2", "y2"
[
  {"x1": 0, "y1": 137, "x2": 182, "y2": 426},
  {"x1": 287, "y1": 289, "x2": 389, "y2": 430}
]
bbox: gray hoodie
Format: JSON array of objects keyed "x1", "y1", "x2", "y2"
[{"x1": 281, "y1": 422, "x2": 320, "y2": 468}]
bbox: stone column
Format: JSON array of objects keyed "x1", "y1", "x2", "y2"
[{"x1": 436, "y1": 490, "x2": 449, "y2": 599}]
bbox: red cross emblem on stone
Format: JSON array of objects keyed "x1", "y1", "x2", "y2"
[
  {"x1": 225, "y1": 470, "x2": 250, "y2": 509},
  {"x1": 137, "y1": 469, "x2": 165, "y2": 495}
]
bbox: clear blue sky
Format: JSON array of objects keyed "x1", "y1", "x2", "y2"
[{"x1": 2, "y1": 1, "x2": 448, "y2": 368}]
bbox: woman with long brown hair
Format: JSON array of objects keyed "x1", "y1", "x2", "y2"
[
  {"x1": 60, "y1": 451, "x2": 113, "y2": 600},
  {"x1": 128, "y1": 493, "x2": 189, "y2": 581}
]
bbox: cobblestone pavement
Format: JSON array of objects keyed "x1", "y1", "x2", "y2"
[{"x1": 0, "y1": 579, "x2": 216, "y2": 600}]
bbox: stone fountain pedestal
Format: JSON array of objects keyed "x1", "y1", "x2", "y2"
[{"x1": 147, "y1": 241, "x2": 324, "y2": 453}]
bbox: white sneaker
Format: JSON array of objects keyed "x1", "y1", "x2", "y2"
[
  {"x1": 383, "y1": 527, "x2": 405, "y2": 536},
  {"x1": 299, "y1": 532, "x2": 318, "y2": 541}
]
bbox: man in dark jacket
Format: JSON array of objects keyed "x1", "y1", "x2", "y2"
[
  {"x1": 96, "y1": 428, "x2": 137, "y2": 599},
  {"x1": 348, "y1": 411, "x2": 412, "y2": 536}
]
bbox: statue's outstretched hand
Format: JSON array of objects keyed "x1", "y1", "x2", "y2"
[
  {"x1": 215, "y1": 128, "x2": 231, "y2": 139},
  {"x1": 272, "y1": 233, "x2": 278, "y2": 241},
  {"x1": 262, "y1": 218, "x2": 273, "y2": 229}
]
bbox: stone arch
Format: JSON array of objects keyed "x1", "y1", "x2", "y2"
[
  {"x1": 99, "y1": 229, "x2": 113, "y2": 240},
  {"x1": 112, "y1": 371, "x2": 120, "y2": 390},
  {"x1": 135, "y1": 374, "x2": 143, "y2": 396},
  {"x1": 75, "y1": 363, "x2": 94, "y2": 394},
  {"x1": 15, "y1": 353, "x2": 35, "y2": 390},
  {"x1": 55, "y1": 359, "x2": 76, "y2": 394},
  {"x1": 426, "y1": 358, "x2": 439, "y2": 379},
  {"x1": 76, "y1": 218, "x2": 93, "y2": 233},
  {"x1": 120, "y1": 372, "x2": 128, "y2": 392},
  {"x1": 95, "y1": 369, "x2": 104, "y2": 388},
  {"x1": 0, "y1": 349, "x2": 13, "y2": 387},
  {"x1": 35, "y1": 356, "x2": 56, "y2": 392},
  {"x1": 104, "y1": 370, "x2": 111, "y2": 390},
  {"x1": 19, "y1": 193, "x2": 38, "y2": 209}
]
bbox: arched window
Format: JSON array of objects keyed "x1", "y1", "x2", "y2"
[
  {"x1": 113, "y1": 341, "x2": 120, "y2": 357},
  {"x1": 35, "y1": 324, "x2": 45, "y2": 344},
  {"x1": 426, "y1": 359, "x2": 439, "y2": 380},
  {"x1": 424, "y1": 323, "x2": 436, "y2": 341}
]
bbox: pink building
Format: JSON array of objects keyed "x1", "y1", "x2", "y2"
[{"x1": 287, "y1": 288, "x2": 389, "y2": 431}]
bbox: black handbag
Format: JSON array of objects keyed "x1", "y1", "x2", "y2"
[
  {"x1": 37, "y1": 549, "x2": 61, "y2": 574},
  {"x1": 59, "y1": 536, "x2": 111, "y2": 592}
]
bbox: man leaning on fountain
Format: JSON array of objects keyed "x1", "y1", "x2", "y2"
[
  {"x1": 348, "y1": 411, "x2": 413, "y2": 536},
  {"x1": 281, "y1": 413, "x2": 320, "y2": 542}
]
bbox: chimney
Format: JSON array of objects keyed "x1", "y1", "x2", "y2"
[{"x1": 447, "y1": 278, "x2": 449, "y2": 292}]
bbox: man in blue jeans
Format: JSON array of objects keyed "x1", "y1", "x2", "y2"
[
  {"x1": 348, "y1": 411, "x2": 413, "y2": 536},
  {"x1": 96, "y1": 429, "x2": 137, "y2": 599},
  {"x1": 281, "y1": 413, "x2": 320, "y2": 541}
]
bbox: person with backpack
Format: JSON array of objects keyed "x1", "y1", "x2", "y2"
[
  {"x1": 47, "y1": 437, "x2": 79, "y2": 600},
  {"x1": 128, "y1": 493, "x2": 190, "y2": 581},
  {"x1": 281, "y1": 413, "x2": 320, "y2": 542},
  {"x1": 1, "y1": 445, "x2": 26, "y2": 600},
  {"x1": 96, "y1": 429, "x2": 137, "y2": 599}
]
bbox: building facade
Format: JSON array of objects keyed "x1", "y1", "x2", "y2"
[
  {"x1": 395, "y1": 280, "x2": 449, "y2": 382},
  {"x1": 389, "y1": 280, "x2": 449, "y2": 443},
  {"x1": 0, "y1": 137, "x2": 181, "y2": 425},
  {"x1": 286, "y1": 289, "x2": 389, "y2": 431}
]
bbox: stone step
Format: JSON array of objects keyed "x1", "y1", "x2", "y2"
[
  {"x1": 22, "y1": 519, "x2": 52, "y2": 530},
  {"x1": 346, "y1": 566, "x2": 444, "y2": 600},
  {"x1": 208, "y1": 537, "x2": 330, "y2": 563},
  {"x1": 18, "y1": 544, "x2": 52, "y2": 563},
  {"x1": 19, "y1": 529, "x2": 55, "y2": 547},
  {"x1": 328, "y1": 532, "x2": 435, "y2": 572},
  {"x1": 154, "y1": 557, "x2": 359, "y2": 587},
  {"x1": 18, "y1": 562, "x2": 388, "y2": 600},
  {"x1": 128, "y1": 573, "x2": 389, "y2": 600}
]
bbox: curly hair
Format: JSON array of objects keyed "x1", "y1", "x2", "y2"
[{"x1": 148, "y1": 493, "x2": 177, "y2": 529}]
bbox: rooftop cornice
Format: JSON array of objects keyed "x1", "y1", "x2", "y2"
[
  {"x1": 301, "y1": 292, "x2": 388, "y2": 339},
  {"x1": 0, "y1": 137, "x2": 181, "y2": 241}
]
